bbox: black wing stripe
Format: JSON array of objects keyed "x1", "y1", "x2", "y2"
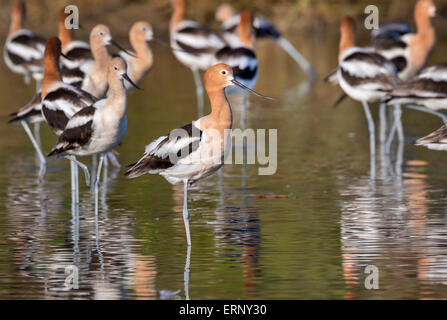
[
  {"x1": 125, "y1": 123, "x2": 203, "y2": 178},
  {"x1": 340, "y1": 68, "x2": 395, "y2": 89},
  {"x1": 42, "y1": 108, "x2": 69, "y2": 134}
]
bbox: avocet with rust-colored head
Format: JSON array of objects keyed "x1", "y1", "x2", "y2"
[{"x1": 125, "y1": 63, "x2": 273, "y2": 247}]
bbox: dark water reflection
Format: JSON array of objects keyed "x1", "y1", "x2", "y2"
[{"x1": 2, "y1": 20, "x2": 447, "y2": 299}]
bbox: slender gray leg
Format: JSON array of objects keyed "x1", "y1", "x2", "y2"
[
  {"x1": 192, "y1": 68, "x2": 204, "y2": 117},
  {"x1": 91, "y1": 154, "x2": 97, "y2": 186},
  {"x1": 395, "y1": 105, "x2": 404, "y2": 143},
  {"x1": 33, "y1": 122, "x2": 41, "y2": 148},
  {"x1": 184, "y1": 245, "x2": 191, "y2": 300},
  {"x1": 386, "y1": 121, "x2": 397, "y2": 154},
  {"x1": 65, "y1": 155, "x2": 90, "y2": 187},
  {"x1": 404, "y1": 104, "x2": 447, "y2": 124},
  {"x1": 361, "y1": 101, "x2": 376, "y2": 180},
  {"x1": 94, "y1": 154, "x2": 105, "y2": 218},
  {"x1": 385, "y1": 105, "x2": 405, "y2": 153},
  {"x1": 74, "y1": 161, "x2": 79, "y2": 204},
  {"x1": 71, "y1": 161, "x2": 76, "y2": 211},
  {"x1": 21, "y1": 121, "x2": 46, "y2": 182},
  {"x1": 106, "y1": 151, "x2": 121, "y2": 168},
  {"x1": 103, "y1": 154, "x2": 109, "y2": 183},
  {"x1": 379, "y1": 103, "x2": 387, "y2": 144},
  {"x1": 183, "y1": 179, "x2": 192, "y2": 247},
  {"x1": 276, "y1": 37, "x2": 316, "y2": 81},
  {"x1": 241, "y1": 93, "x2": 248, "y2": 128},
  {"x1": 379, "y1": 104, "x2": 388, "y2": 179}
]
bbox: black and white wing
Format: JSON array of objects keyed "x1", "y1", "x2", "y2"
[
  {"x1": 372, "y1": 38, "x2": 408, "y2": 74},
  {"x1": 340, "y1": 48, "x2": 398, "y2": 92},
  {"x1": 61, "y1": 66, "x2": 86, "y2": 88},
  {"x1": 8, "y1": 92, "x2": 43, "y2": 124},
  {"x1": 48, "y1": 106, "x2": 96, "y2": 156},
  {"x1": 42, "y1": 84, "x2": 97, "y2": 135},
  {"x1": 215, "y1": 46, "x2": 258, "y2": 81},
  {"x1": 172, "y1": 21, "x2": 225, "y2": 55},
  {"x1": 386, "y1": 63, "x2": 447, "y2": 105},
  {"x1": 61, "y1": 40, "x2": 93, "y2": 70},
  {"x1": 221, "y1": 14, "x2": 280, "y2": 42},
  {"x1": 415, "y1": 125, "x2": 447, "y2": 151},
  {"x1": 371, "y1": 22, "x2": 412, "y2": 42},
  {"x1": 125, "y1": 122, "x2": 203, "y2": 178},
  {"x1": 4, "y1": 30, "x2": 46, "y2": 80},
  {"x1": 253, "y1": 16, "x2": 281, "y2": 39}
]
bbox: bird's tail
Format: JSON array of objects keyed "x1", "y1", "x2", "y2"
[{"x1": 124, "y1": 161, "x2": 146, "y2": 179}]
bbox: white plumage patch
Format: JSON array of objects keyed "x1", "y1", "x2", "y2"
[
  {"x1": 340, "y1": 60, "x2": 385, "y2": 79},
  {"x1": 174, "y1": 21, "x2": 225, "y2": 49},
  {"x1": 419, "y1": 143, "x2": 447, "y2": 151},
  {"x1": 65, "y1": 112, "x2": 95, "y2": 129},
  {"x1": 6, "y1": 30, "x2": 45, "y2": 61}
]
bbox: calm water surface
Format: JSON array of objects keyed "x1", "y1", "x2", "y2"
[{"x1": 2, "y1": 25, "x2": 447, "y2": 299}]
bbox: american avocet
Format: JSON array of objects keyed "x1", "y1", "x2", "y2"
[
  {"x1": 337, "y1": 16, "x2": 398, "y2": 178},
  {"x1": 48, "y1": 57, "x2": 139, "y2": 211},
  {"x1": 215, "y1": 3, "x2": 315, "y2": 80},
  {"x1": 125, "y1": 63, "x2": 272, "y2": 246},
  {"x1": 61, "y1": 24, "x2": 131, "y2": 170},
  {"x1": 58, "y1": 9, "x2": 93, "y2": 72},
  {"x1": 41, "y1": 37, "x2": 96, "y2": 203},
  {"x1": 372, "y1": 0, "x2": 445, "y2": 149},
  {"x1": 3, "y1": 0, "x2": 45, "y2": 89},
  {"x1": 8, "y1": 92, "x2": 46, "y2": 181},
  {"x1": 214, "y1": 10, "x2": 258, "y2": 126},
  {"x1": 170, "y1": 0, "x2": 226, "y2": 115},
  {"x1": 62, "y1": 24, "x2": 131, "y2": 98},
  {"x1": 214, "y1": 11, "x2": 257, "y2": 91},
  {"x1": 118, "y1": 21, "x2": 155, "y2": 91},
  {"x1": 372, "y1": 0, "x2": 440, "y2": 81},
  {"x1": 414, "y1": 125, "x2": 447, "y2": 151},
  {"x1": 386, "y1": 63, "x2": 447, "y2": 122}
]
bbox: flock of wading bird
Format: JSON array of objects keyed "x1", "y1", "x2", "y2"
[
  {"x1": 5, "y1": 0, "x2": 447, "y2": 247},
  {"x1": 4, "y1": 0, "x2": 312, "y2": 247}
]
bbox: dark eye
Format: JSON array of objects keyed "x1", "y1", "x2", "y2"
[
  {"x1": 99, "y1": 31, "x2": 104, "y2": 36},
  {"x1": 114, "y1": 66, "x2": 118, "y2": 70},
  {"x1": 221, "y1": 70, "x2": 227, "y2": 75},
  {"x1": 142, "y1": 27, "x2": 147, "y2": 31}
]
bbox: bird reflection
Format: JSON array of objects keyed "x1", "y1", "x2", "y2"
[
  {"x1": 5, "y1": 157, "x2": 157, "y2": 299},
  {"x1": 213, "y1": 162, "x2": 261, "y2": 299},
  {"x1": 340, "y1": 158, "x2": 447, "y2": 299}
]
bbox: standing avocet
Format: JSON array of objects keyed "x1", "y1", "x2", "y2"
[
  {"x1": 337, "y1": 16, "x2": 398, "y2": 178},
  {"x1": 48, "y1": 57, "x2": 139, "y2": 211},
  {"x1": 214, "y1": 10, "x2": 258, "y2": 125},
  {"x1": 3, "y1": 0, "x2": 46, "y2": 89},
  {"x1": 118, "y1": 21, "x2": 155, "y2": 91},
  {"x1": 214, "y1": 11, "x2": 258, "y2": 91},
  {"x1": 170, "y1": 0, "x2": 226, "y2": 115},
  {"x1": 386, "y1": 62, "x2": 447, "y2": 122},
  {"x1": 62, "y1": 24, "x2": 132, "y2": 98},
  {"x1": 58, "y1": 9, "x2": 93, "y2": 72},
  {"x1": 41, "y1": 37, "x2": 96, "y2": 202},
  {"x1": 215, "y1": 3, "x2": 315, "y2": 80},
  {"x1": 372, "y1": 0, "x2": 440, "y2": 81},
  {"x1": 125, "y1": 63, "x2": 273, "y2": 247}
]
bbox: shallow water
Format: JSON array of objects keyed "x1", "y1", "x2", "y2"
[{"x1": 2, "y1": 25, "x2": 447, "y2": 299}]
